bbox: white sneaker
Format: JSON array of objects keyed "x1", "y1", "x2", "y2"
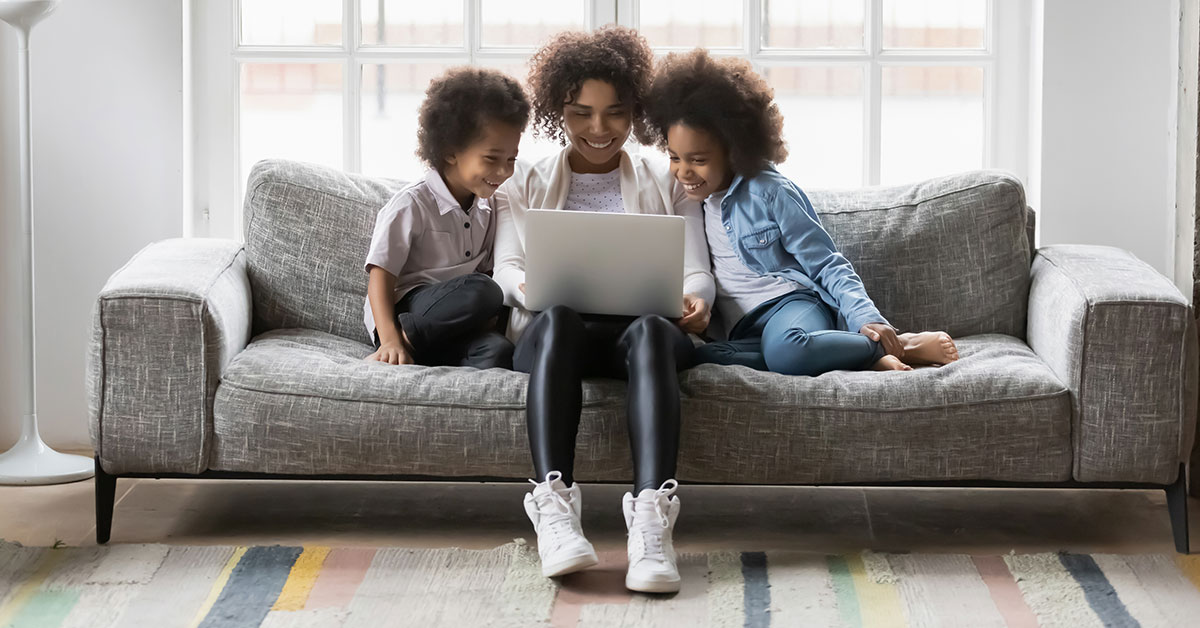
[
  {"x1": 523, "y1": 471, "x2": 599, "y2": 577},
  {"x1": 623, "y1": 479, "x2": 681, "y2": 593}
]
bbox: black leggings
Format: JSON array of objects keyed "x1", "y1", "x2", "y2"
[
  {"x1": 374, "y1": 273, "x2": 513, "y2": 369},
  {"x1": 513, "y1": 305, "x2": 694, "y2": 492}
]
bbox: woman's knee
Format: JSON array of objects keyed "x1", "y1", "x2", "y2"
[
  {"x1": 762, "y1": 328, "x2": 818, "y2": 375},
  {"x1": 624, "y1": 314, "x2": 693, "y2": 367}
]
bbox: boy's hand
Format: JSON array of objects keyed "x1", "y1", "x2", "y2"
[
  {"x1": 678, "y1": 294, "x2": 711, "y2": 334},
  {"x1": 861, "y1": 323, "x2": 904, "y2": 358},
  {"x1": 367, "y1": 340, "x2": 414, "y2": 365}
]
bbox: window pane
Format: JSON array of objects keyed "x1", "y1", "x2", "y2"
[
  {"x1": 762, "y1": 0, "x2": 865, "y2": 50},
  {"x1": 640, "y1": 0, "x2": 743, "y2": 49},
  {"x1": 239, "y1": 0, "x2": 342, "y2": 46},
  {"x1": 361, "y1": 0, "x2": 464, "y2": 47},
  {"x1": 480, "y1": 0, "x2": 587, "y2": 48},
  {"x1": 240, "y1": 63, "x2": 343, "y2": 186},
  {"x1": 880, "y1": 66, "x2": 983, "y2": 185},
  {"x1": 882, "y1": 0, "x2": 986, "y2": 50},
  {"x1": 765, "y1": 66, "x2": 863, "y2": 188},
  {"x1": 361, "y1": 63, "x2": 454, "y2": 180}
]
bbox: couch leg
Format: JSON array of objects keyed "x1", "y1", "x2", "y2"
[
  {"x1": 95, "y1": 457, "x2": 116, "y2": 545},
  {"x1": 1167, "y1": 462, "x2": 1191, "y2": 554}
]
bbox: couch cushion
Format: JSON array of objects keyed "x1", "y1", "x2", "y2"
[
  {"x1": 808, "y1": 171, "x2": 1031, "y2": 338},
  {"x1": 211, "y1": 330, "x2": 1071, "y2": 484},
  {"x1": 242, "y1": 160, "x2": 401, "y2": 345}
]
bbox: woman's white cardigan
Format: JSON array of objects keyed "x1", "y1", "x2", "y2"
[{"x1": 492, "y1": 147, "x2": 716, "y2": 342}]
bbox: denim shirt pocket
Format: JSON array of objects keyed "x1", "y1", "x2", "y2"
[{"x1": 739, "y1": 226, "x2": 790, "y2": 271}]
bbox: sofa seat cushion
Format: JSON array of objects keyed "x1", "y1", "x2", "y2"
[
  {"x1": 678, "y1": 333, "x2": 1072, "y2": 483},
  {"x1": 212, "y1": 330, "x2": 1072, "y2": 484}
]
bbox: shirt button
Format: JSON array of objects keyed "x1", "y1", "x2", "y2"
[
  {"x1": 464, "y1": 222, "x2": 470, "y2": 229},
  {"x1": 725, "y1": 225, "x2": 731, "y2": 231},
  {"x1": 466, "y1": 251, "x2": 471, "y2": 257}
]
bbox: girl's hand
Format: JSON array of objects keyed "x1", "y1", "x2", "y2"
[
  {"x1": 366, "y1": 340, "x2": 414, "y2": 365},
  {"x1": 861, "y1": 323, "x2": 904, "y2": 358},
  {"x1": 678, "y1": 294, "x2": 711, "y2": 334},
  {"x1": 519, "y1": 283, "x2": 526, "y2": 294}
]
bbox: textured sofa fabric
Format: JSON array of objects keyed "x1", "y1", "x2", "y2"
[
  {"x1": 211, "y1": 330, "x2": 1071, "y2": 484},
  {"x1": 1028, "y1": 245, "x2": 1199, "y2": 484},
  {"x1": 88, "y1": 159, "x2": 1197, "y2": 490},
  {"x1": 87, "y1": 238, "x2": 251, "y2": 474}
]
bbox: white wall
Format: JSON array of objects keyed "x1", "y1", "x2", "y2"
[
  {"x1": 0, "y1": 0, "x2": 184, "y2": 451},
  {"x1": 1035, "y1": 0, "x2": 1179, "y2": 284}
]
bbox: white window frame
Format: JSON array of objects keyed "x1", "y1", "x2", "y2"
[{"x1": 191, "y1": 0, "x2": 1029, "y2": 239}]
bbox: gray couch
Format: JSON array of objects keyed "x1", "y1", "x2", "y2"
[{"x1": 87, "y1": 160, "x2": 1199, "y2": 550}]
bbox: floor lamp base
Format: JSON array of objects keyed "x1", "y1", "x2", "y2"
[{"x1": 0, "y1": 433, "x2": 94, "y2": 485}]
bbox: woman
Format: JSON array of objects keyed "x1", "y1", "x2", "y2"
[{"x1": 491, "y1": 26, "x2": 713, "y2": 593}]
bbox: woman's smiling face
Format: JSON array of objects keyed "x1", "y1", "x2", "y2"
[{"x1": 562, "y1": 79, "x2": 632, "y2": 173}]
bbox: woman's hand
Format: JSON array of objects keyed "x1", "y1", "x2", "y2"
[
  {"x1": 861, "y1": 323, "x2": 904, "y2": 358},
  {"x1": 678, "y1": 294, "x2": 711, "y2": 334},
  {"x1": 366, "y1": 339, "x2": 414, "y2": 365}
]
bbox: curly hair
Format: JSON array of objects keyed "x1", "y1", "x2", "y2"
[
  {"x1": 416, "y1": 67, "x2": 531, "y2": 170},
  {"x1": 643, "y1": 49, "x2": 787, "y2": 176},
  {"x1": 526, "y1": 25, "x2": 654, "y2": 144}
]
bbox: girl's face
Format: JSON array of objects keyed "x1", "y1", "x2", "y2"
[
  {"x1": 562, "y1": 79, "x2": 632, "y2": 173},
  {"x1": 442, "y1": 120, "x2": 523, "y2": 207},
  {"x1": 666, "y1": 123, "x2": 734, "y2": 201}
]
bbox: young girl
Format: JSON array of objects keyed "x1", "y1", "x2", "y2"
[
  {"x1": 643, "y1": 49, "x2": 959, "y2": 375},
  {"x1": 364, "y1": 67, "x2": 529, "y2": 370},
  {"x1": 492, "y1": 27, "x2": 713, "y2": 593}
]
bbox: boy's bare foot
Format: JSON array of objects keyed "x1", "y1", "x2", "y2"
[
  {"x1": 871, "y1": 354, "x2": 913, "y2": 372},
  {"x1": 898, "y1": 331, "x2": 958, "y2": 366}
]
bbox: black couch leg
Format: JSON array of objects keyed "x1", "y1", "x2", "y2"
[
  {"x1": 95, "y1": 457, "x2": 116, "y2": 545},
  {"x1": 1166, "y1": 462, "x2": 1191, "y2": 554}
]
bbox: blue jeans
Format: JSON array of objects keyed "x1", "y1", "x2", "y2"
[{"x1": 695, "y1": 291, "x2": 885, "y2": 376}]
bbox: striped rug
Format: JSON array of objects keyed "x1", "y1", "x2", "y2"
[{"x1": 3, "y1": 540, "x2": 1200, "y2": 627}]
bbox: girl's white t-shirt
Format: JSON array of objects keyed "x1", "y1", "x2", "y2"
[{"x1": 563, "y1": 169, "x2": 624, "y2": 213}]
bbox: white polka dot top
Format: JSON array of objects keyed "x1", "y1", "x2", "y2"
[{"x1": 563, "y1": 169, "x2": 625, "y2": 213}]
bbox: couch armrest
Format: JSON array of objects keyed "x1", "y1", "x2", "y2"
[
  {"x1": 87, "y1": 238, "x2": 250, "y2": 474},
  {"x1": 1028, "y1": 245, "x2": 1197, "y2": 484}
]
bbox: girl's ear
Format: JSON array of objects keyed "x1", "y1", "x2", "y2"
[{"x1": 445, "y1": 154, "x2": 458, "y2": 166}]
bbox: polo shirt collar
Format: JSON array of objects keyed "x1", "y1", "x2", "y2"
[{"x1": 424, "y1": 169, "x2": 485, "y2": 216}]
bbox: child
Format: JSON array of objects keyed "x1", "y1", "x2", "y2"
[
  {"x1": 363, "y1": 67, "x2": 529, "y2": 369},
  {"x1": 643, "y1": 50, "x2": 959, "y2": 375}
]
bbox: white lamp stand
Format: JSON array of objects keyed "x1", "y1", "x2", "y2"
[{"x1": 0, "y1": 0, "x2": 93, "y2": 485}]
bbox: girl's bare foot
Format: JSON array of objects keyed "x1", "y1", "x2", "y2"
[
  {"x1": 871, "y1": 354, "x2": 912, "y2": 371},
  {"x1": 898, "y1": 331, "x2": 958, "y2": 366}
]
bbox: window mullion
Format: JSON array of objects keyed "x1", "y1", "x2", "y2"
[
  {"x1": 468, "y1": 0, "x2": 480, "y2": 63},
  {"x1": 344, "y1": 0, "x2": 360, "y2": 173},
  {"x1": 866, "y1": 0, "x2": 882, "y2": 186}
]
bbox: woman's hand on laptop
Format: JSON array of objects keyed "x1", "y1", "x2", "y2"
[{"x1": 678, "y1": 294, "x2": 711, "y2": 334}]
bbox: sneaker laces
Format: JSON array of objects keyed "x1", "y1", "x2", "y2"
[
  {"x1": 632, "y1": 480, "x2": 678, "y2": 561},
  {"x1": 529, "y1": 472, "x2": 580, "y2": 550}
]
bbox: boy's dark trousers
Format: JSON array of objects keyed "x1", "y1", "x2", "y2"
[{"x1": 374, "y1": 273, "x2": 513, "y2": 369}]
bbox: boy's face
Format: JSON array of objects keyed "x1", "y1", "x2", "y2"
[
  {"x1": 444, "y1": 120, "x2": 523, "y2": 202},
  {"x1": 666, "y1": 123, "x2": 733, "y2": 201},
  {"x1": 562, "y1": 79, "x2": 632, "y2": 169}
]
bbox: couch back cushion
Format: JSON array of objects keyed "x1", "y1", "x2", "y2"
[
  {"x1": 808, "y1": 171, "x2": 1031, "y2": 338},
  {"x1": 244, "y1": 161, "x2": 1031, "y2": 343},
  {"x1": 244, "y1": 160, "x2": 400, "y2": 344}
]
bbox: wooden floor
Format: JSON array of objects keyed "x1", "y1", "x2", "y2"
[{"x1": 2, "y1": 452, "x2": 1196, "y2": 555}]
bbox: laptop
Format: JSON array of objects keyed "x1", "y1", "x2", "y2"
[{"x1": 523, "y1": 209, "x2": 685, "y2": 318}]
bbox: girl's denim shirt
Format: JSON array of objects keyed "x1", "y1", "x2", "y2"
[{"x1": 717, "y1": 165, "x2": 889, "y2": 333}]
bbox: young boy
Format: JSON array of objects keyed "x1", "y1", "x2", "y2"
[{"x1": 364, "y1": 67, "x2": 530, "y2": 369}]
